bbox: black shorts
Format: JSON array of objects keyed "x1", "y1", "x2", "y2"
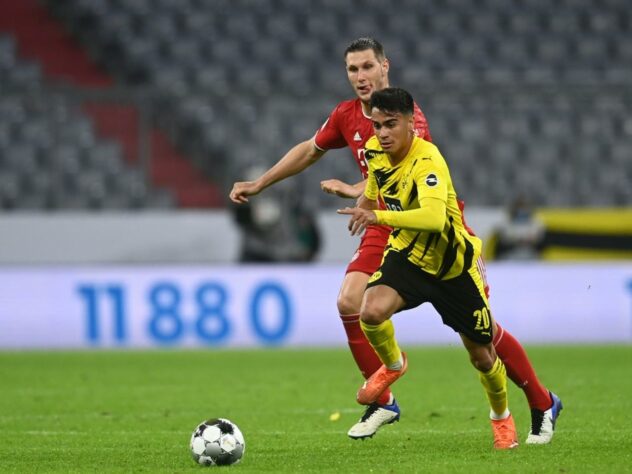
[{"x1": 366, "y1": 250, "x2": 493, "y2": 344}]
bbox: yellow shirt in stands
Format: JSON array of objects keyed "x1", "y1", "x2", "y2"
[{"x1": 364, "y1": 135, "x2": 482, "y2": 280}]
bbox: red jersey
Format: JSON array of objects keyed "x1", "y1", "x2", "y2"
[
  {"x1": 313, "y1": 97, "x2": 477, "y2": 237},
  {"x1": 312, "y1": 97, "x2": 479, "y2": 278},
  {"x1": 313, "y1": 98, "x2": 432, "y2": 179}
]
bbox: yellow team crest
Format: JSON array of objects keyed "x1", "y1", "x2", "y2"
[{"x1": 368, "y1": 271, "x2": 382, "y2": 284}]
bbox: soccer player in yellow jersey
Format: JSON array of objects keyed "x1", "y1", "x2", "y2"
[
  {"x1": 338, "y1": 87, "x2": 521, "y2": 449},
  {"x1": 232, "y1": 37, "x2": 561, "y2": 444}
]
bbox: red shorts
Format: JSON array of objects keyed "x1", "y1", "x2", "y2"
[{"x1": 345, "y1": 225, "x2": 391, "y2": 275}]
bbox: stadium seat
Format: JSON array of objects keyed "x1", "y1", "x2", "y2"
[
  {"x1": 0, "y1": 171, "x2": 23, "y2": 209},
  {"x1": 1, "y1": 0, "x2": 628, "y2": 209}
]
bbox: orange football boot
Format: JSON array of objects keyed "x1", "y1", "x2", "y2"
[
  {"x1": 357, "y1": 352, "x2": 408, "y2": 405},
  {"x1": 491, "y1": 413, "x2": 519, "y2": 449}
]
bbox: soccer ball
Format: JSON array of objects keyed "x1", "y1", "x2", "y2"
[{"x1": 190, "y1": 418, "x2": 245, "y2": 466}]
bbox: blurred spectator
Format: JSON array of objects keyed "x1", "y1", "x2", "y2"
[
  {"x1": 487, "y1": 196, "x2": 545, "y2": 260},
  {"x1": 232, "y1": 166, "x2": 320, "y2": 263}
]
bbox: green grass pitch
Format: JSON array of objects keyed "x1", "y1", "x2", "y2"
[{"x1": 1, "y1": 345, "x2": 631, "y2": 473}]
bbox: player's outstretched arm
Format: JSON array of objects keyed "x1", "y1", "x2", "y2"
[
  {"x1": 374, "y1": 197, "x2": 446, "y2": 232},
  {"x1": 320, "y1": 179, "x2": 366, "y2": 199},
  {"x1": 356, "y1": 191, "x2": 377, "y2": 210},
  {"x1": 229, "y1": 138, "x2": 325, "y2": 204},
  {"x1": 337, "y1": 207, "x2": 377, "y2": 236}
]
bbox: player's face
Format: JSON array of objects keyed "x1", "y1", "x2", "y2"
[
  {"x1": 345, "y1": 50, "x2": 389, "y2": 103},
  {"x1": 371, "y1": 108, "x2": 414, "y2": 161}
]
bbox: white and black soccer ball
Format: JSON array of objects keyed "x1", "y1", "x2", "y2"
[{"x1": 190, "y1": 418, "x2": 245, "y2": 466}]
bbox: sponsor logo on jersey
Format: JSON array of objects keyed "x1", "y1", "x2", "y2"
[
  {"x1": 353, "y1": 131, "x2": 362, "y2": 142},
  {"x1": 425, "y1": 173, "x2": 438, "y2": 187}
]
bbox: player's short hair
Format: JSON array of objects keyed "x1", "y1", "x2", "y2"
[
  {"x1": 369, "y1": 87, "x2": 414, "y2": 116},
  {"x1": 344, "y1": 37, "x2": 385, "y2": 61}
]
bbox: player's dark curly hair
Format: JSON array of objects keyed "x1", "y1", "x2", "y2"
[
  {"x1": 369, "y1": 87, "x2": 414, "y2": 115},
  {"x1": 344, "y1": 37, "x2": 385, "y2": 60}
]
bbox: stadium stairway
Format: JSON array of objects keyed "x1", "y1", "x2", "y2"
[
  {"x1": 0, "y1": 0, "x2": 223, "y2": 208},
  {"x1": 83, "y1": 103, "x2": 224, "y2": 207}
]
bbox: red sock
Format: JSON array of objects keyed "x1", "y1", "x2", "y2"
[
  {"x1": 341, "y1": 314, "x2": 392, "y2": 406},
  {"x1": 494, "y1": 323, "x2": 551, "y2": 411}
]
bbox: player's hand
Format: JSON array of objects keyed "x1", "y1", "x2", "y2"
[
  {"x1": 229, "y1": 181, "x2": 261, "y2": 204},
  {"x1": 337, "y1": 207, "x2": 377, "y2": 236},
  {"x1": 320, "y1": 179, "x2": 358, "y2": 198},
  {"x1": 356, "y1": 193, "x2": 378, "y2": 210}
]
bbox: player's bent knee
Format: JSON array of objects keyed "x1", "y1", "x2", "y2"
[
  {"x1": 359, "y1": 302, "x2": 390, "y2": 325},
  {"x1": 471, "y1": 351, "x2": 496, "y2": 372},
  {"x1": 359, "y1": 311, "x2": 385, "y2": 326},
  {"x1": 462, "y1": 341, "x2": 496, "y2": 372},
  {"x1": 337, "y1": 292, "x2": 362, "y2": 316},
  {"x1": 473, "y1": 358, "x2": 495, "y2": 372},
  {"x1": 338, "y1": 272, "x2": 370, "y2": 315}
]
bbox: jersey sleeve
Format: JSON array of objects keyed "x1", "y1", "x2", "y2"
[
  {"x1": 374, "y1": 198, "x2": 446, "y2": 231},
  {"x1": 363, "y1": 137, "x2": 380, "y2": 200},
  {"x1": 413, "y1": 158, "x2": 448, "y2": 203},
  {"x1": 313, "y1": 105, "x2": 348, "y2": 150},
  {"x1": 364, "y1": 169, "x2": 379, "y2": 201}
]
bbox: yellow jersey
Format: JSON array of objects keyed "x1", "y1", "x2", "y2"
[{"x1": 364, "y1": 135, "x2": 482, "y2": 280}]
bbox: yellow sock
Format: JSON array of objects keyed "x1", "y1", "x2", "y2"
[
  {"x1": 478, "y1": 356, "x2": 509, "y2": 418},
  {"x1": 360, "y1": 319, "x2": 402, "y2": 367}
]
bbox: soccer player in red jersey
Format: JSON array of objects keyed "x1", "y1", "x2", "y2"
[{"x1": 229, "y1": 37, "x2": 561, "y2": 443}]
